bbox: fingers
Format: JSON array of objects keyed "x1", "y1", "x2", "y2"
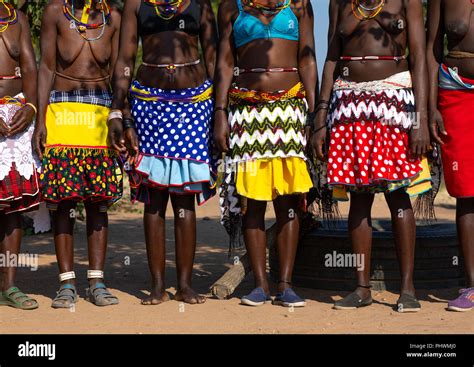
[
  {"x1": 110, "y1": 131, "x2": 126, "y2": 153},
  {"x1": 8, "y1": 116, "x2": 28, "y2": 136},
  {"x1": 0, "y1": 118, "x2": 9, "y2": 136},
  {"x1": 437, "y1": 117, "x2": 448, "y2": 136},
  {"x1": 429, "y1": 123, "x2": 445, "y2": 145},
  {"x1": 315, "y1": 140, "x2": 325, "y2": 161},
  {"x1": 33, "y1": 134, "x2": 45, "y2": 161},
  {"x1": 215, "y1": 134, "x2": 229, "y2": 153}
]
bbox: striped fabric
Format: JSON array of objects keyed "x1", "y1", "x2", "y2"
[{"x1": 49, "y1": 89, "x2": 112, "y2": 107}]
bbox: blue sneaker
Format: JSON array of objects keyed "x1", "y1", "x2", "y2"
[
  {"x1": 273, "y1": 288, "x2": 306, "y2": 307},
  {"x1": 240, "y1": 287, "x2": 272, "y2": 306}
]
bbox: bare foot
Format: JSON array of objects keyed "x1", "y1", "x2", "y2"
[
  {"x1": 141, "y1": 287, "x2": 170, "y2": 306},
  {"x1": 174, "y1": 287, "x2": 206, "y2": 304}
]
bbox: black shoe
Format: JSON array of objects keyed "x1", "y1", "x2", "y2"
[
  {"x1": 333, "y1": 291, "x2": 373, "y2": 310},
  {"x1": 396, "y1": 294, "x2": 421, "y2": 313}
]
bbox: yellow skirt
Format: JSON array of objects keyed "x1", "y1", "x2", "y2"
[{"x1": 236, "y1": 157, "x2": 313, "y2": 201}]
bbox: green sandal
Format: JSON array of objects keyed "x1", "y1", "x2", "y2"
[
  {"x1": 0, "y1": 287, "x2": 38, "y2": 310},
  {"x1": 87, "y1": 282, "x2": 119, "y2": 307}
]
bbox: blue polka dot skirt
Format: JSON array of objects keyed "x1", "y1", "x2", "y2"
[{"x1": 129, "y1": 80, "x2": 216, "y2": 205}]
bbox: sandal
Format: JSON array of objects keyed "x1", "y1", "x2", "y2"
[
  {"x1": 396, "y1": 294, "x2": 421, "y2": 313},
  {"x1": 51, "y1": 283, "x2": 78, "y2": 309},
  {"x1": 0, "y1": 287, "x2": 38, "y2": 310},
  {"x1": 87, "y1": 282, "x2": 119, "y2": 307}
]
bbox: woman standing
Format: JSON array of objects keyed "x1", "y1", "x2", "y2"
[
  {"x1": 110, "y1": 0, "x2": 217, "y2": 305},
  {"x1": 0, "y1": 1, "x2": 39, "y2": 310},
  {"x1": 214, "y1": 0, "x2": 317, "y2": 307},
  {"x1": 312, "y1": 0, "x2": 431, "y2": 312},
  {"x1": 34, "y1": 0, "x2": 123, "y2": 308},
  {"x1": 427, "y1": 0, "x2": 474, "y2": 312}
]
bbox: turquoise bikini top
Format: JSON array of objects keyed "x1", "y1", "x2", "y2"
[{"x1": 233, "y1": 0, "x2": 299, "y2": 49}]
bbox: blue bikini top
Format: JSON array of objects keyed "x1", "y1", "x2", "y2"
[{"x1": 233, "y1": 0, "x2": 299, "y2": 49}]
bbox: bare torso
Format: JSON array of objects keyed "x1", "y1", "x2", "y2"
[
  {"x1": 0, "y1": 5, "x2": 22, "y2": 97},
  {"x1": 337, "y1": 0, "x2": 409, "y2": 82},
  {"x1": 443, "y1": 0, "x2": 474, "y2": 78},
  {"x1": 52, "y1": 1, "x2": 118, "y2": 91},
  {"x1": 136, "y1": 0, "x2": 208, "y2": 89}
]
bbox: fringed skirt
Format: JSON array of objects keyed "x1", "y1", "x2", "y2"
[
  {"x1": 128, "y1": 79, "x2": 215, "y2": 205},
  {"x1": 40, "y1": 90, "x2": 123, "y2": 210},
  {"x1": 326, "y1": 71, "x2": 433, "y2": 200},
  {"x1": 219, "y1": 83, "x2": 313, "y2": 248},
  {"x1": 0, "y1": 94, "x2": 40, "y2": 214},
  {"x1": 438, "y1": 64, "x2": 474, "y2": 198}
]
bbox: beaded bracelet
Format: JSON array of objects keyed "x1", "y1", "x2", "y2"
[{"x1": 107, "y1": 110, "x2": 123, "y2": 122}]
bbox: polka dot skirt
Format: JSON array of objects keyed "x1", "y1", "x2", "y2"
[
  {"x1": 327, "y1": 120, "x2": 422, "y2": 188},
  {"x1": 130, "y1": 80, "x2": 213, "y2": 165}
]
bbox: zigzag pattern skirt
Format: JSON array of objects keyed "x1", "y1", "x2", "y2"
[
  {"x1": 219, "y1": 84, "x2": 313, "y2": 249},
  {"x1": 228, "y1": 84, "x2": 312, "y2": 200}
]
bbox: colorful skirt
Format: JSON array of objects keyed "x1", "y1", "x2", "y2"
[
  {"x1": 40, "y1": 90, "x2": 123, "y2": 209},
  {"x1": 220, "y1": 83, "x2": 313, "y2": 248},
  {"x1": 0, "y1": 94, "x2": 40, "y2": 214},
  {"x1": 326, "y1": 71, "x2": 432, "y2": 200},
  {"x1": 438, "y1": 64, "x2": 474, "y2": 198},
  {"x1": 129, "y1": 79, "x2": 215, "y2": 205}
]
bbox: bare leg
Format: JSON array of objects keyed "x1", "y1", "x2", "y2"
[
  {"x1": 85, "y1": 202, "x2": 108, "y2": 287},
  {"x1": 0, "y1": 212, "x2": 22, "y2": 291},
  {"x1": 142, "y1": 188, "x2": 170, "y2": 305},
  {"x1": 385, "y1": 189, "x2": 416, "y2": 296},
  {"x1": 273, "y1": 195, "x2": 301, "y2": 293},
  {"x1": 456, "y1": 198, "x2": 474, "y2": 288},
  {"x1": 242, "y1": 199, "x2": 269, "y2": 293},
  {"x1": 171, "y1": 193, "x2": 205, "y2": 304},
  {"x1": 349, "y1": 192, "x2": 375, "y2": 299},
  {"x1": 51, "y1": 201, "x2": 77, "y2": 307}
]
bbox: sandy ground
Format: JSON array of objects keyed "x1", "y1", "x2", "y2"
[{"x1": 0, "y1": 189, "x2": 473, "y2": 334}]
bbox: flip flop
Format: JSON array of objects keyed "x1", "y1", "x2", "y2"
[{"x1": 0, "y1": 287, "x2": 38, "y2": 310}]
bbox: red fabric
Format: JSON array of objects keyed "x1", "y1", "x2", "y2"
[
  {"x1": 327, "y1": 121, "x2": 422, "y2": 187},
  {"x1": 0, "y1": 163, "x2": 40, "y2": 214},
  {"x1": 438, "y1": 86, "x2": 474, "y2": 198}
]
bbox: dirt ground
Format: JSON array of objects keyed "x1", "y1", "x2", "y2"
[{"x1": 1, "y1": 189, "x2": 473, "y2": 334}]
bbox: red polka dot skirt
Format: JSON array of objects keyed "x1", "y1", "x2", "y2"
[{"x1": 326, "y1": 86, "x2": 422, "y2": 193}]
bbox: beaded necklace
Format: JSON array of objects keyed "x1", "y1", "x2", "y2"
[
  {"x1": 63, "y1": 0, "x2": 111, "y2": 41},
  {"x1": 244, "y1": 0, "x2": 290, "y2": 17},
  {"x1": 0, "y1": 1, "x2": 18, "y2": 33},
  {"x1": 144, "y1": 0, "x2": 184, "y2": 21},
  {"x1": 351, "y1": 0, "x2": 385, "y2": 21}
]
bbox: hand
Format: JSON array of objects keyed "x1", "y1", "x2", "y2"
[
  {"x1": 107, "y1": 118, "x2": 127, "y2": 154},
  {"x1": 0, "y1": 117, "x2": 9, "y2": 137},
  {"x1": 32, "y1": 123, "x2": 47, "y2": 161},
  {"x1": 124, "y1": 127, "x2": 140, "y2": 166},
  {"x1": 429, "y1": 108, "x2": 447, "y2": 145},
  {"x1": 409, "y1": 111, "x2": 431, "y2": 157},
  {"x1": 311, "y1": 110, "x2": 329, "y2": 161},
  {"x1": 213, "y1": 111, "x2": 229, "y2": 153},
  {"x1": 8, "y1": 104, "x2": 36, "y2": 136}
]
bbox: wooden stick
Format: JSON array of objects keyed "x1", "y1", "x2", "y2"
[{"x1": 210, "y1": 223, "x2": 277, "y2": 299}]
